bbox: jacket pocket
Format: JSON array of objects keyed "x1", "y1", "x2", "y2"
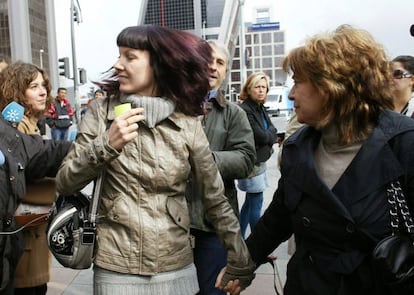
[
  {"x1": 166, "y1": 197, "x2": 190, "y2": 231},
  {"x1": 101, "y1": 193, "x2": 130, "y2": 225}
]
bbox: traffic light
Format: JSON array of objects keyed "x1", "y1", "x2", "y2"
[
  {"x1": 79, "y1": 68, "x2": 87, "y2": 84},
  {"x1": 58, "y1": 57, "x2": 70, "y2": 78},
  {"x1": 73, "y1": 5, "x2": 81, "y2": 24}
]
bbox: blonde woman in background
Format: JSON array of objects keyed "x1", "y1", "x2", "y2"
[{"x1": 237, "y1": 72, "x2": 278, "y2": 239}]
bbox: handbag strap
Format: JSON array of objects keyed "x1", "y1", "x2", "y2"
[
  {"x1": 88, "y1": 97, "x2": 110, "y2": 225},
  {"x1": 88, "y1": 172, "x2": 104, "y2": 224},
  {"x1": 387, "y1": 180, "x2": 414, "y2": 235}
]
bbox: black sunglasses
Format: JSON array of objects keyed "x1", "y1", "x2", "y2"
[{"x1": 393, "y1": 69, "x2": 413, "y2": 79}]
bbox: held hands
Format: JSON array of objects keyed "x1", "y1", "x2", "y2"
[
  {"x1": 108, "y1": 108, "x2": 145, "y2": 151},
  {"x1": 215, "y1": 264, "x2": 256, "y2": 295}
]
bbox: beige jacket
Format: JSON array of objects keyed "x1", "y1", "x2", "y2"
[{"x1": 56, "y1": 96, "x2": 253, "y2": 275}]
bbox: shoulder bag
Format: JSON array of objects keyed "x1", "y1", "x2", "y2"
[{"x1": 372, "y1": 180, "x2": 414, "y2": 293}]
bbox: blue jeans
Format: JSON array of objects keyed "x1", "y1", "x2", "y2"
[
  {"x1": 240, "y1": 192, "x2": 264, "y2": 239},
  {"x1": 191, "y1": 229, "x2": 226, "y2": 295},
  {"x1": 51, "y1": 127, "x2": 69, "y2": 141}
]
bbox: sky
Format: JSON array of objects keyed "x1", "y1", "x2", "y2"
[{"x1": 54, "y1": 0, "x2": 414, "y2": 92}]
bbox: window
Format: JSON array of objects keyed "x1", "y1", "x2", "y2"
[
  {"x1": 261, "y1": 32, "x2": 271, "y2": 43},
  {"x1": 262, "y1": 45, "x2": 272, "y2": 56},
  {"x1": 274, "y1": 44, "x2": 284, "y2": 55}
]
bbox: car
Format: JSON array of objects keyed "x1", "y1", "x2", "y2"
[{"x1": 264, "y1": 86, "x2": 292, "y2": 117}]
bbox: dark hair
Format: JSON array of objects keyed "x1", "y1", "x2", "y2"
[
  {"x1": 97, "y1": 25, "x2": 211, "y2": 116},
  {"x1": 392, "y1": 55, "x2": 414, "y2": 76},
  {"x1": 57, "y1": 87, "x2": 67, "y2": 93},
  {"x1": 0, "y1": 61, "x2": 52, "y2": 117},
  {"x1": 94, "y1": 89, "x2": 104, "y2": 96}
]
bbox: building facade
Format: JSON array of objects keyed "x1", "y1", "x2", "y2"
[
  {"x1": 229, "y1": 21, "x2": 286, "y2": 100},
  {"x1": 0, "y1": 0, "x2": 59, "y2": 89}
]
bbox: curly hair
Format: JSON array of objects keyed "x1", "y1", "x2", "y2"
[
  {"x1": 282, "y1": 24, "x2": 393, "y2": 144},
  {"x1": 96, "y1": 25, "x2": 212, "y2": 116},
  {"x1": 0, "y1": 61, "x2": 52, "y2": 118},
  {"x1": 239, "y1": 72, "x2": 270, "y2": 102}
]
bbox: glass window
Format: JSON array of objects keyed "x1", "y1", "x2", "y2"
[
  {"x1": 253, "y1": 46, "x2": 260, "y2": 56},
  {"x1": 261, "y1": 45, "x2": 272, "y2": 56},
  {"x1": 273, "y1": 32, "x2": 285, "y2": 43},
  {"x1": 261, "y1": 32, "x2": 271, "y2": 43},
  {"x1": 274, "y1": 44, "x2": 284, "y2": 55},
  {"x1": 274, "y1": 56, "x2": 284, "y2": 67},
  {"x1": 232, "y1": 59, "x2": 240, "y2": 69},
  {"x1": 234, "y1": 47, "x2": 240, "y2": 58},
  {"x1": 245, "y1": 34, "x2": 252, "y2": 44},
  {"x1": 231, "y1": 72, "x2": 240, "y2": 83},
  {"x1": 263, "y1": 57, "x2": 272, "y2": 68},
  {"x1": 254, "y1": 58, "x2": 261, "y2": 68},
  {"x1": 253, "y1": 34, "x2": 259, "y2": 43}
]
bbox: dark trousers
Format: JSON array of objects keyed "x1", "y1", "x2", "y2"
[
  {"x1": 14, "y1": 284, "x2": 47, "y2": 295},
  {"x1": 191, "y1": 229, "x2": 226, "y2": 295}
]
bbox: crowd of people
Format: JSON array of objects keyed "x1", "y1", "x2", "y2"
[{"x1": 0, "y1": 23, "x2": 414, "y2": 295}]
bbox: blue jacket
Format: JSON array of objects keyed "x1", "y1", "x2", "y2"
[{"x1": 247, "y1": 110, "x2": 414, "y2": 295}]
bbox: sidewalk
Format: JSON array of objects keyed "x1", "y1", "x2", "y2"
[{"x1": 46, "y1": 145, "x2": 290, "y2": 295}]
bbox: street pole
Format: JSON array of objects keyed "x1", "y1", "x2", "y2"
[
  {"x1": 239, "y1": 0, "x2": 246, "y2": 87},
  {"x1": 70, "y1": 0, "x2": 80, "y2": 123}
]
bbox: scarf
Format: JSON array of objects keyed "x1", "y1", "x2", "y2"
[{"x1": 120, "y1": 95, "x2": 176, "y2": 128}]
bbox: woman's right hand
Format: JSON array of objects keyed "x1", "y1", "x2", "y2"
[{"x1": 108, "y1": 107, "x2": 145, "y2": 151}]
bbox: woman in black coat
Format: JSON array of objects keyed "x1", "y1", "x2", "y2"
[
  {"x1": 219, "y1": 25, "x2": 414, "y2": 295},
  {"x1": 237, "y1": 72, "x2": 278, "y2": 239}
]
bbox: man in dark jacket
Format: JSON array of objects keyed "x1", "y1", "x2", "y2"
[
  {"x1": 46, "y1": 87, "x2": 74, "y2": 141},
  {"x1": 0, "y1": 118, "x2": 70, "y2": 294},
  {"x1": 187, "y1": 40, "x2": 256, "y2": 295}
]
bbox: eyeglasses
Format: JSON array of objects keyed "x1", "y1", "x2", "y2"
[{"x1": 393, "y1": 69, "x2": 413, "y2": 79}]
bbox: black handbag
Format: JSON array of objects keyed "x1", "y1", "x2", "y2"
[
  {"x1": 372, "y1": 180, "x2": 414, "y2": 293},
  {"x1": 46, "y1": 173, "x2": 103, "y2": 269}
]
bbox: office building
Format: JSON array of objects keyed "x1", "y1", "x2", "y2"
[
  {"x1": 229, "y1": 6, "x2": 287, "y2": 101},
  {"x1": 0, "y1": 0, "x2": 59, "y2": 89}
]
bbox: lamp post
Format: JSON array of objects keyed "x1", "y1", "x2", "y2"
[
  {"x1": 239, "y1": 0, "x2": 246, "y2": 87},
  {"x1": 39, "y1": 49, "x2": 44, "y2": 68},
  {"x1": 71, "y1": 0, "x2": 81, "y2": 123}
]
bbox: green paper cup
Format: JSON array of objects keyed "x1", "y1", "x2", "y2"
[{"x1": 114, "y1": 103, "x2": 131, "y2": 117}]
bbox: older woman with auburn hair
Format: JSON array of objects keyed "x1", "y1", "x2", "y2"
[{"x1": 220, "y1": 25, "x2": 414, "y2": 295}]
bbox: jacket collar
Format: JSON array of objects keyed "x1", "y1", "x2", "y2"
[{"x1": 209, "y1": 89, "x2": 227, "y2": 109}]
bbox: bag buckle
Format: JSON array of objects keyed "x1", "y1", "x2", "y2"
[{"x1": 81, "y1": 226, "x2": 95, "y2": 245}]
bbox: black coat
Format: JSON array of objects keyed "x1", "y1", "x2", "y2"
[
  {"x1": 0, "y1": 119, "x2": 70, "y2": 294},
  {"x1": 246, "y1": 110, "x2": 414, "y2": 295},
  {"x1": 239, "y1": 98, "x2": 278, "y2": 164}
]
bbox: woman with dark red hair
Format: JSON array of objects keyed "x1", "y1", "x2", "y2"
[{"x1": 56, "y1": 25, "x2": 255, "y2": 295}]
